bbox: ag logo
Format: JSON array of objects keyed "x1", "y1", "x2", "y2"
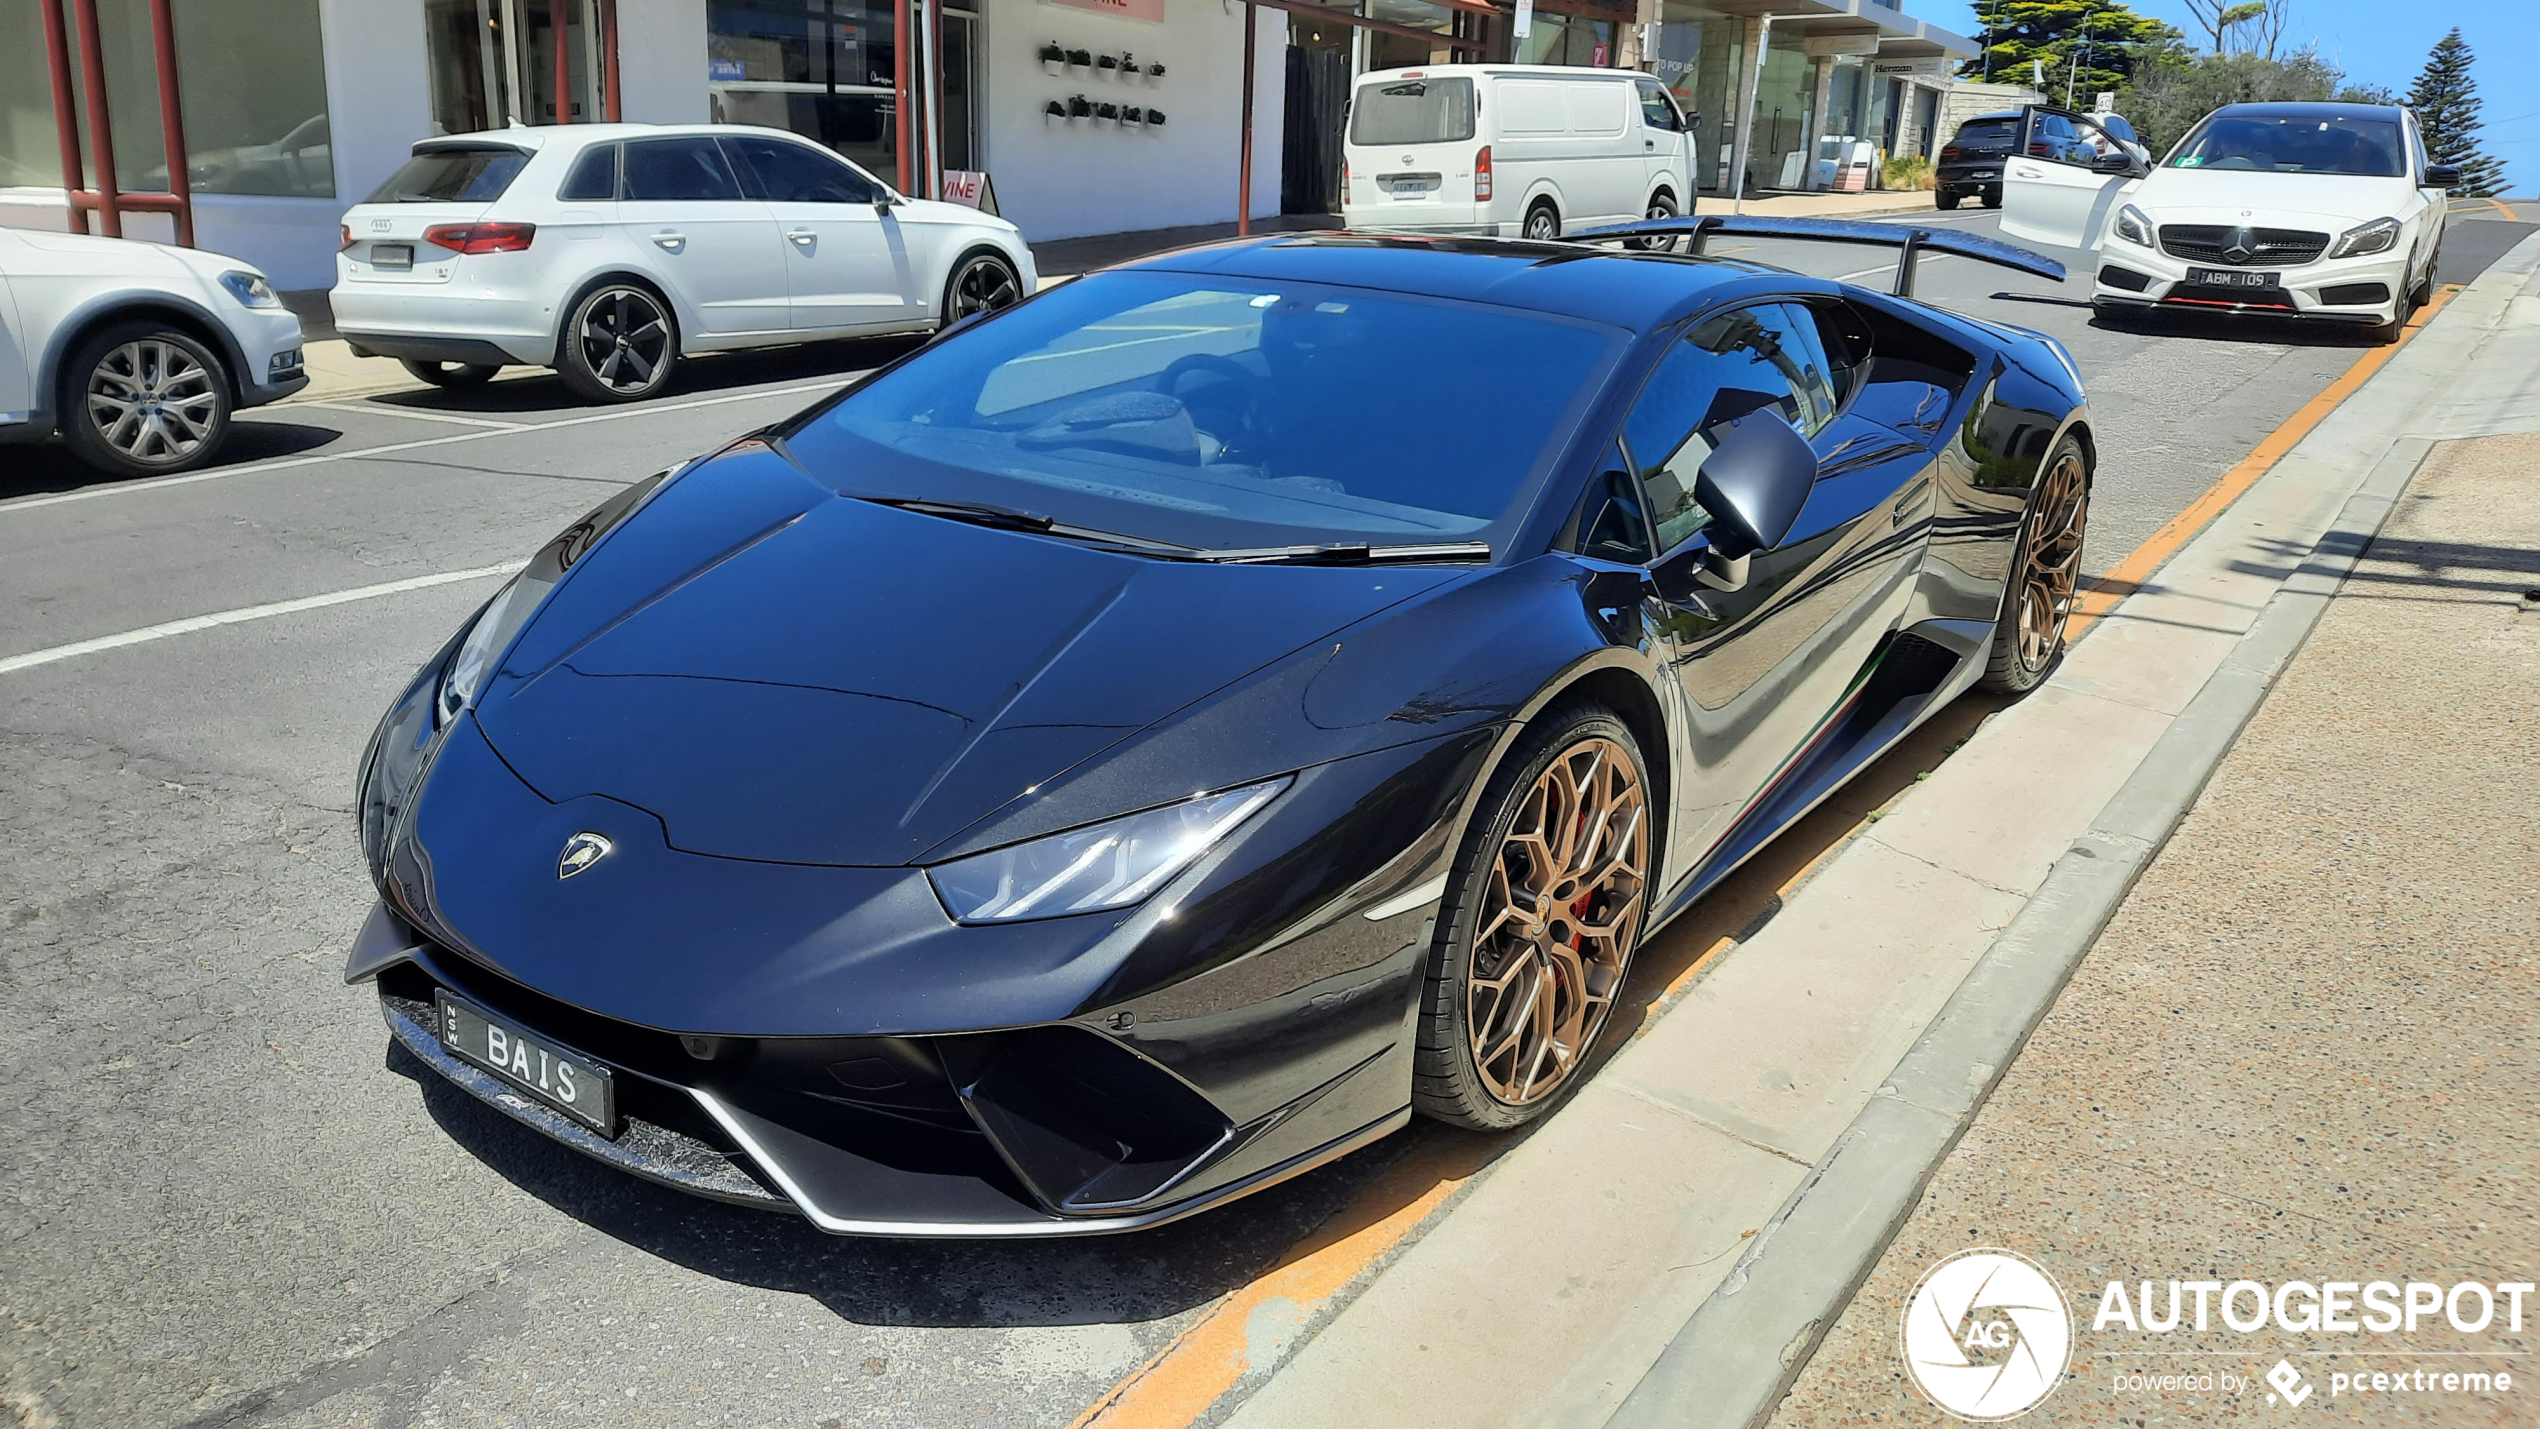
[
  {"x1": 556, "y1": 831, "x2": 614, "y2": 880},
  {"x1": 1901, "y1": 1248, "x2": 2073, "y2": 1421}
]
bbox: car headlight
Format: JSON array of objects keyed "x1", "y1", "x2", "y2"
[
  {"x1": 2330, "y1": 217, "x2": 2401, "y2": 259},
  {"x1": 929, "y1": 778, "x2": 1291, "y2": 922},
  {"x1": 2113, "y1": 205, "x2": 2152, "y2": 246},
  {"x1": 435, "y1": 575, "x2": 541, "y2": 726},
  {"x1": 219, "y1": 270, "x2": 280, "y2": 307}
]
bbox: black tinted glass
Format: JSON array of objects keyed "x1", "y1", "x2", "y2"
[
  {"x1": 557, "y1": 144, "x2": 619, "y2": 200},
  {"x1": 2165, "y1": 113, "x2": 2404, "y2": 176},
  {"x1": 364, "y1": 148, "x2": 527, "y2": 203},
  {"x1": 1350, "y1": 78, "x2": 1476, "y2": 145},
  {"x1": 1623, "y1": 305, "x2": 1837, "y2": 551},
  {"x1": 623, "y1": 138, "x2": 744, "y2": 201},
  {"x1": 723, "y1": 135, "x2": 880, "y2": 203},
  {"x1": 1951, "y1": 119, "x2": 2017, "y2": 151}
]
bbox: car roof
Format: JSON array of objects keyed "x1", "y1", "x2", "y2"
[
  {"x1": 1355, "y1": 63, "x2": 1644, "y2": 83},
  {"x1": 1107, "y1": 232, "x2": 1781, "y2": 334},
  {"x1": 414, "y1": 122, "x2": 815, "y2": 152},
  {"x1": 2207, "y1": 102, "x2": 2405, "y2": 122},
  {"x1": 1960, "y1": 112, "x2": 2023, "y2": 123}
]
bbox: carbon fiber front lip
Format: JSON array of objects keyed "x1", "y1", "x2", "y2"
[{"x1": 381, "y1": 995, "x2": 789, "y2": 1211}]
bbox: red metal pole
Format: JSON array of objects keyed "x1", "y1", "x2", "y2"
[
  {"x1": 894, "y1": 0, "x2": 912, "y2": 193},
  {"x1": 145, "y1": 0, "x2": 193, "y2": 246},
  {"x1": 551, "y1": 0, "x2": 571, "y2": 122},
  {"x1": 600, "y1": 0, "x2": 622, "y2": 121},
  {"x1": 37, "y1": 0, "x2": 88, "y2": 235},
  {"x1": 69, "y1": 0, "x2": 122, "y2": 239},
  {"x1": 1238, "y1": 1, "x2": 1255, "y2": 236}
]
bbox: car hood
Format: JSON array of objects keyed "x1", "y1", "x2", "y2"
[
  {"x1": 470, "y1": 445, "x2": 1462, "y2": 867},
  {"x1": 2131, "y1": 166, "x2": 2414, "y2": 228}
]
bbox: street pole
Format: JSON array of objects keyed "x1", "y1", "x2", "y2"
[
  {"x1": 1730, "y1": 14, "x2": 1784, "y2": 215},
  {"x1": 1238, "y1": 1, "x2": 1256, "y2": 236}
]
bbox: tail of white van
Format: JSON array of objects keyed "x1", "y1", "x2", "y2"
[{"x1": 1340, "y1": 65, "x2": 1694, "y2": 240}]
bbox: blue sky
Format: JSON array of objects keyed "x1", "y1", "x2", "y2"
[{"x1": 1919, "y1": 0, "x2": 2536, "y2": 195}]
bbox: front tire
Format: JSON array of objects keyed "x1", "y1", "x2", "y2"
[
  {"x1": 1979, "y1": 435, "x2": 2091, "y2": 694},
  {"x1": 940, "y1": 250, "x2": 1024, "y2": 327},
  {"x1": 401, "y1": 359, "x2": 501, "y2": 389},
  {"x1": 60, "y1": 322, "x2": 233, "y2": 477},
  {"x1": 557, "y1": 282, "x2": 677, "y2": 404},
  {"x1": 1414, "y1": 704, "x2": 1653, "y2": 1130},
  {"x1": 1936, "y1": 191, "x2": 1962, "y2": 211}
]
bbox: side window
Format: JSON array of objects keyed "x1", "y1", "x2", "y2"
[
  {"x1": 1635, "y1": 80, "x2": 1682, "y2": 133},
  {"x1": 1621, "y1": 305, "x2": 1838, "y2": 551},
  {"x1": 557, "y1": 143, "x2": 619, "y2": 201},
  {"x1": 1564, "y1": 445, "x2": 1657, "y2": 563},
  {"x1": 722, "y1": 135, "x2": 881, "y2": 204},
  {"x1": 1795, "y1": 300, "x2": 1872, "y2": 412},
  {"x1": 622, "y1": 137, "x2": 744, "y2": 202}
]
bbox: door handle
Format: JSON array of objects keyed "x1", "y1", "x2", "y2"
[
  {"x1": 650, "y1": 230, "x2": 685, "y2": 252},
  {"x1": 1645, "y1": 139, "x2": 1656, "y2": 150},
  {"x1": 786, "y1": 229, "x2": 817, "y2": 246}
]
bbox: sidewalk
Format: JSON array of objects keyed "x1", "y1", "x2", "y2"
[{"x1": 1766, "y1": 428, "x2": 2540, "y2": 1427}]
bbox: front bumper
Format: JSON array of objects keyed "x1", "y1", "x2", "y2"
[
  {"x1": 2091, "y1": 238, "x2": 2409, "y2": 323},
  {"x1": 364, "y1": 914, "x2": 1411, "y2": 1237},
  {"x1": 229, "y1": 305, "x2": 310, "y2": 406}
]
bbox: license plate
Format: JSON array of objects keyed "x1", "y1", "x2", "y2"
[
  {"x1": 435, "y1": 990, "x2": 617, "y2": 1135},
  {"x1": 372, "y1": 243, "x2": 413, "y2": 271},
  {"x1": 2186, "y1": 267, "x2": 2277, "y2": 288}
]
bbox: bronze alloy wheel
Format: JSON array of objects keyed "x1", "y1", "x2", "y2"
[
  {"x1": 1981, "y1": 436, "x2": 2091, "y2": 693},
  {"x1": 946, "y1": 254, "x2": 1023, "y2": 322},
  {"x1": 1465, "y1": 734, "x2": 1651, "y2": 1108}
]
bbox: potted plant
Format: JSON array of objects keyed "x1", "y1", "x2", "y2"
[
  {"x1": 1096, "y1": 53, "x2": 1118, "y2": 74},
  {"x1": 1065, "y1": 47, "x2": 1093, "y2": 68},
  {"x1": 1044, "y1": 99, "x2": 1066, "y2": 120},
  {"x1": 1066, "y1": 94, "x2": 1092, "y2": 119},
  {"x1": 1039, "y1": 41, "x2": 1065, "y2": 74},
  {"x1": 1143, "y1": 107, "x2": 1164, "y2": 126},
  {"x1": 1147, "y1": 60, "x2": 1166, "y2": 78},
  {"x1": 1095, "y1": 101, "x2": 1119, "y2": 120}
]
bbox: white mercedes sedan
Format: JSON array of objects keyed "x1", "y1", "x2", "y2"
[
  {"x1": 332, "y1": 124, "x2": 1036, "y2": 403},
  {"x1": 1999, "y1": 101, "x2": 2453, "y2": 343}
]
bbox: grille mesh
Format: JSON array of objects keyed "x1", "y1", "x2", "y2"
[{"x1": 2158, "y1": 225, "x2": 2330, "y2": 267}]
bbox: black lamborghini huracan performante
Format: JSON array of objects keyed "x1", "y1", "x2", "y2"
[{"x1": 350, "y1": 217, "x2": 2092, "y2": 1235}]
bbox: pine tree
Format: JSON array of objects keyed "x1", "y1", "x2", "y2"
[{"x1": 2404, "y1": 29, "x2": 2507, "y2": 197}]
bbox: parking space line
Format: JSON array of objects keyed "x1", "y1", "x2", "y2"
[
  {"x1": 292, "y1": 400, "x2": 533, "y2": 431},
  {"x1": 0, "y1": 563, "x2": 519, "y2": 676},
  {"x1": 0, "y1": 378, "x2": 849, "y2": 517}
]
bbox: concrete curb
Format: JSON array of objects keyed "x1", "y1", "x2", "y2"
[{"x1": 1600, "y1": 447, "x2": 2455, "y2": 1426}]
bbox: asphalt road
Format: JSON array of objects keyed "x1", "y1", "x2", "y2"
[{"x1": 2, "y1": 204, "x2": 2529, "y2": 1429}]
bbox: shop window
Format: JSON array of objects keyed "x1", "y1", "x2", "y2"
[
  {"x1": 1, "y1": 0, "x2": 62, "y2": 188},
  {"x1": 426, "y1": 0, "x2": 602, "y2": 138}
]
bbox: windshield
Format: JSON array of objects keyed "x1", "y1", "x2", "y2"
[
  {"x1": 1948, "y1": 119, "x2": 2017, "y2": 153},
  {"x1": 781, "y1": 269, "x2": 1623, "y2": 552},
  {"x1": 2164, "y1": 113, "x2": 2404, "y2": 176},
  {"x1": 1351, "y1": 78, "x2": 1477, "y2": 146},
  {"x1": 364, "y1": 147, "x2": 528, "y2": 203}
]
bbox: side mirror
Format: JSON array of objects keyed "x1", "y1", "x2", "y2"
[
  {"x1": 2091, "y1": 151, "x2": 2137, "y2": 175},
  {"x1": 2425, "y1": 163, "x2": 2461, "y2": 189},
  {"x1": 1693, "y1": 412, "x2": 1816, "y2": 559},
  {"x1": 874, "y1": 191, "x2": 901, "y2": 213}
]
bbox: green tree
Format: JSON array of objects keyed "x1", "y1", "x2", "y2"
[
  {"x1": 2115, "y1": 46, "x2": 2394, "y2": 156},
  {"x1": 2404, "y1": 28, "x2": 2508, "y2": 197},
  {"x1": 1959, "y1": 0, "x2": 2180, "y2": 105}
]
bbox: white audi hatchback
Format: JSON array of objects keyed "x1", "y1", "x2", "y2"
[
  {"x1": 332, "y1": 124, "x2": 1036, "y2": 402},
  {"x1": 2001, "y1": 102, "x2": 2451, "y2": 343}
]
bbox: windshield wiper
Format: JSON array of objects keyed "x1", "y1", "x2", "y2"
[
  {"x1": 1198, "y1": 541, "x2": 1493, "y2": 566},
  {"x1": 855, "y1": 496, "x2": 1205, "y2": 558}
]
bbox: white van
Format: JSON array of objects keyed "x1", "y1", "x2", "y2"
[{"x1": 1340, "y1": 65, "x2": 1696, "y2": 241}]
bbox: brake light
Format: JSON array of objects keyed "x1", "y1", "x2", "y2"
[
  {"x1": 1940, "y1": 144, "x2": 1962, "y2": 160},
  {"x1": 1474, "y1": 145, "x2": 1493, "y2": 200},
  {"x1": 422, "y1": 222, "x2": 537, "y2": 255},
  {"x1": 339, "y1": 224, "x2": 353, "y2": 251},
  {"x1": 1343, "y1": 164, "x2": 1353, "y2": 205}
]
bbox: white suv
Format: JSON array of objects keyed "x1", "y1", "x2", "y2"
[
  {"x1": 0, "y1": 226, "x2": 307, "y2": 476},
  {"x1": 332, "y1": 124, "x2": 1037, "y2": 403}
]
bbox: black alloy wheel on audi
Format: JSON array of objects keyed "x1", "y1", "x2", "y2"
[
  {"x1": 560, "y1": 284, "x2": 676, "y2": 403},
  {"x1": 1417, "y1": 705, "x2": 1652, "y2": 1129},
  {"x1": 944, "y1": 253, "x2": 1024, "y2": 326}
]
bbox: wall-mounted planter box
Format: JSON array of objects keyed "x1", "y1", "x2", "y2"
[{"x1": 1040, "y1": 43, "x2": 1065, "y2": 74}]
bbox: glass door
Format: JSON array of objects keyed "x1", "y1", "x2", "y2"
[{"x1": 424, "y1": 0, "x2": 600, "y2": 135}]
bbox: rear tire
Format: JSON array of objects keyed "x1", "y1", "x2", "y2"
[
  {"x1": 1630, "y1": 192, "x2": 1678, "y2": 251},
  {"x1": 400, "y1": 359, "x2": 500, "y2": 389},
  {"x1": 1523, "y1": 200, "x2": 1561, "y2": 242},
  {"x1": 1936, "y1": 191, "x2": 1962, "y2": 211},
  {"x1": 1414, "y1": 703, "x2": 1653, "y2": 1131},
  {"x1": 1979, "y1": 435, "x2": 2091, "y2": 694},
  {"x1": 1981, "y1": 187, "x2": 2003, "y2": 210},
  {"x1": 557, "y1": 281, "x2": 678, "y2": 404},
  {"x1": 59, "y1": 321, "x2": 233, "y2": 477}
]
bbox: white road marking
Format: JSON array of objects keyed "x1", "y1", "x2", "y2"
[
  {"x1": 0, "y1": 378, "x2": 850, "y2": 517},
  {"x1": 293, "y1": 400, "x2": 532, "y2": 431},
  {"x1": 0, "y1": 563, "x2": 521, "y2": 676}
]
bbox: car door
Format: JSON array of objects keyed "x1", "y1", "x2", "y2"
[
  {"x1": 0, "y1": 254, "x2": 31, "y2": 427},
  {"x1": 1633, "y1": 77, "x2": 1692, "y2": 214},
  {"x1": 616, "y1": 135, "x2": 789, "y2": 338},
  {"x1": 1569, "y1": 77, "x2": 1640, "y2": 224},
  {"x1": 718, "y1": 133, "x2": 918, "y2": 333},
  {"x1": 1616, "y1": 302, "x2": 1935, "y2": 878},
  {"x1": 2000, "y1": 106, "x2": 2143, "y2": 251}
]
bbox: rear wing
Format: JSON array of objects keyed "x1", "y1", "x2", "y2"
[{"x1": 1568, "y1": 215, "x2": 2066, "y2": 297}]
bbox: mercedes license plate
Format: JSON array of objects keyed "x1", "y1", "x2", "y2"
[
  {"x1": 372, "y1": 243, "x2": 413, "y2": 271},
  {"x1": 434, "y1": 990, "x2": 617, "y2": 1135},
  {"x1": 2186, "y1": 267, "x2": 2276, "y2": 288}
]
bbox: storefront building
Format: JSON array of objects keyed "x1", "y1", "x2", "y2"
[{"x1": 1, "y1": 0, "x2": 1959, "y2": 291}]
